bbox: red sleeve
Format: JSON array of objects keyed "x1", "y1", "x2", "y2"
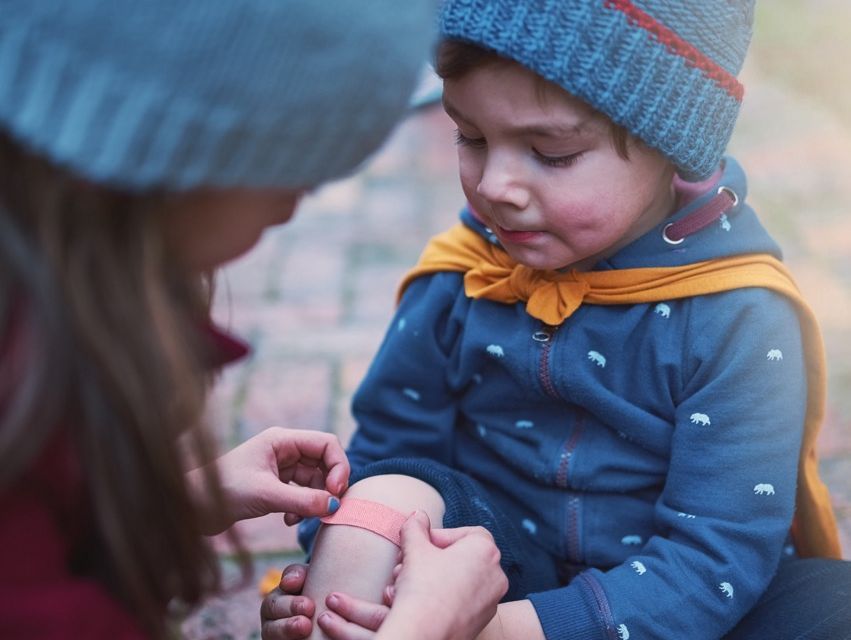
[
  {"x1": 0, "y1": 317, "x2": 241, "y2": 638},
  {"x1": 0, "y1": 434, "x2": 148, "y2": 639}
]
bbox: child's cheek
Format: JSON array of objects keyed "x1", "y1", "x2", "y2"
[
  {"x1": 544, "y1": 197, "x2": 600, "y2": 232},
  {"x1": 457, "y1": 158, "x2": 485, "y2": 205}
]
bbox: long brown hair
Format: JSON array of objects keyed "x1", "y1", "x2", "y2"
[{"x1": 0, "y1": 130, "x2": 247, "y2": 637}]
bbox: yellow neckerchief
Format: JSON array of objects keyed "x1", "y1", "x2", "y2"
[{"x1": 398, "y1": 222, "x2": 842, "y2": 559}]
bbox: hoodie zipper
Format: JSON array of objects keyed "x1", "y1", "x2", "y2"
[
  {"x1": 534, "y1": 322, "x2": 585, "y2": 564},
  {"x1": 534, "y1": 324, "x2": 561, "y2": 399}
]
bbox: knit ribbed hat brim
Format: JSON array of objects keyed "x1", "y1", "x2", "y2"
[
  {"x1": 440, "y1": 0, "x2": 754, "y2": 181},
  {"x1": 0, "y1": 0, "x2": 436, "y2": 191}
]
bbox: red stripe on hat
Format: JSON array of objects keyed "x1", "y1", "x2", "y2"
[{"x1": 604, "y1": 0, "x2": 744, "y2": 101}]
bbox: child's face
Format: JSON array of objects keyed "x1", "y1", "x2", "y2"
[
  {"x1": 165, "y1": 187, "x2": 304, "y2": 270},
  {"x1": 442, "y1": 62, "x2": 676, "y2": 271}
]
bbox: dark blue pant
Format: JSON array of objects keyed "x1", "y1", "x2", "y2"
[{"x1": 724, "y1": 557, "x2": 851, "y2": 639}]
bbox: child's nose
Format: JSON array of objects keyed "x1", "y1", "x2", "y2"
[{"x1": 476, "y1": 153, "x2": 529, "y2": 209}]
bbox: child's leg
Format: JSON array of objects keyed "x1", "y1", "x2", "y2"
[
  {"x1": 302, "y1": 474, "x2": 445, "y2": 640},
  {"x1": 723, "y1": 557, "x2": 851, "y2": 639}
]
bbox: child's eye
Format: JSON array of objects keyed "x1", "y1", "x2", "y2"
[
  {"x1": 454, "y1": 129, "x2": 486, "y2": 149},
  {"x1": 533, "y1": 149, "x2": 583, "y2": 168}
]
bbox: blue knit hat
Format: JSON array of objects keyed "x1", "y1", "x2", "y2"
[
  {"x1": 439, "y1": 0, "x2": 755, "y2": 181},
  {"x1": 0, "y1": 0, "x2": 435, "y2": 191}
]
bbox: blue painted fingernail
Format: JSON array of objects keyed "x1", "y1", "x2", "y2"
[{"x1": 328, "y1": 497, "x2": 340, "y2": 514}]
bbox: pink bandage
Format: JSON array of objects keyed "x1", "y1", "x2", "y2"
[{"x1": 320, "y1": 498, "x2": 410, "y2": 546}]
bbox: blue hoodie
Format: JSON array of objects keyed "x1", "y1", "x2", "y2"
[{"x1": 309, "y1": 157, "x2": 808, "y2": 639}]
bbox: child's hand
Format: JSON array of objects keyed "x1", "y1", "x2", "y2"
[
  {"x1": 188, "y1": 427, "x2": 349, "y2": 535},
  {"x1": 260, "y1": 563, "x2": 315, "y2": 640},
  {"x1": 258, "y1": 557, "x2": 391, "y2": 640}
]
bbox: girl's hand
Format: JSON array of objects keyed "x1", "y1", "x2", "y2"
[
  {"x1": 316, "y1": 592, "x2": 389, "y2": 640},
  {"x1": 188, "y1": 427, "x2": 349, "y2": 534},
  {"x1": 317, "y1": 512, "x2": 509, "y2": 640},
  {"x1": 260, "y1": 564, "x2": 315, "y2": 640}
]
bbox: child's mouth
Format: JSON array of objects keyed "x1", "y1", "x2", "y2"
[{"x1": 496, "y1": 226, "x2": 542, "y2": 244}]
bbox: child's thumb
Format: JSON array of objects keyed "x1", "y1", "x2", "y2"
[{"x1": 399, "y1": 510, "x2": 431, "y2": 550}]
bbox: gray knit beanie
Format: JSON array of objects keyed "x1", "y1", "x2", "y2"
[
  {"x1": 440, "y1": 0, "x2": 755, "y2": 181},
  {"x1": 0, "y1": 0, "x2": 436, "y2": 191}
]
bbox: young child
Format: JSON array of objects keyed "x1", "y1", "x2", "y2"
[
  {"x1": 0, "y1": 1, "x2": 442, "y2": 638},
  {"x1": 268, "y1": 1, "x2": 851, "y2": 639}
]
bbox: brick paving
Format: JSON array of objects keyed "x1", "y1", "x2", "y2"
[{"x1": 181, "y1": 59, "x2": 851, "y2": 638}]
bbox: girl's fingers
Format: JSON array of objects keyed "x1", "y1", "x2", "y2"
[
  {"x1": 309, "y1": 466, "x2": 327, "y2": 490},
  {"x1": 283, "y1": 513, "x2": 303, "y2": 527},
  {"x1": 428, "y1": 525, "x2": 495, "y2": 548},
  {"x1": 326, "y1": 459, "x2": 349, "y2": 495},
  {"x1": 382, "y1": 584, "x2": 395, "y2": 606},
  {"x1": 396, "y1": 510, "x2": 431, "y2": 555},
  {"x1": 278, "y1": 459, "x2": 345, "y2": 496},
  {"x1": 266, "y1": 484, "x2": 339, "y2": 519},
  {"x1": 316, "y1": 610, "x2": 376, "y2": 640},
  {"x1": 278, "y1": 459, "x2": 325, "y2": 484},
  {"x1": 325, "y1": 592, "x2": 389, "y2": 631},
  {"x1": 269, "y1": 429, "x2": 349, "y2": 493}
]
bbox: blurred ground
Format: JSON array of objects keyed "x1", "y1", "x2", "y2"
[{"x1": 182, "y1": 6, "x2": 851, "y2": 637}]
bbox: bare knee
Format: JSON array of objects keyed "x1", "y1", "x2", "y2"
[
  {"x1": 301, "y1": 474, "x2": 446, "y2": 640},
  {"x1": 344, "y1": 474, "x2": 445, "y2": 526}
]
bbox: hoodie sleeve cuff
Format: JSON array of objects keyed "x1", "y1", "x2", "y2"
[{"x1": 527, "y1": 576, "x2": 610, "y2": 640}]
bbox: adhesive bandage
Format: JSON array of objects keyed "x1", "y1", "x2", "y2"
[{"x1": 320, "y1": 497, "x2": 411, "y2": 546}]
